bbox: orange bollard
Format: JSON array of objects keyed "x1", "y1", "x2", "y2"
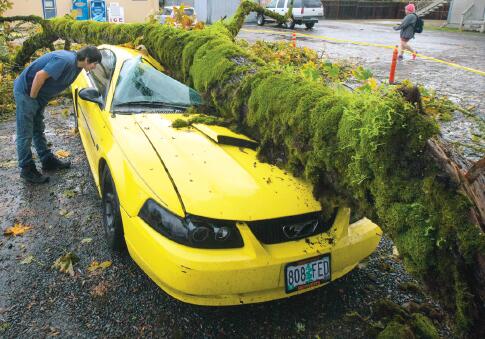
[
  {"x1": 389, "y1": 45, "x2": 398, "y2": 84},
  {"x1": 412, "y1": 51, "x2": 416, "y2": 60},
  {"x1": 291, "y1": 32, "x2": 296, "y2": 48}
]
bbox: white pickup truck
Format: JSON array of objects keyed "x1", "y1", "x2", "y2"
[{"x1": 257, "y1": 0, "x2": 324, "y2": 29}]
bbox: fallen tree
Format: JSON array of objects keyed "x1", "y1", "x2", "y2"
[{"x1": 1, "y1": 1, "x2": 484, "y2": 335}]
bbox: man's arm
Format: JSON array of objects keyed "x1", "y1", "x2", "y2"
[{"x1": 30, "y1": 70, "x2": 50, "y2": 98}]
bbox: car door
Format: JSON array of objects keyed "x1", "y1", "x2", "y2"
[
  {"x1": 77, "y1": 49, "x2": 116, "y2": 174},
  {"x1": 291, "y1": 0, "x2": 303, "y2": 18},
  {"x1": 276, "y1": 0, "x2": 286, "y2": 15}
]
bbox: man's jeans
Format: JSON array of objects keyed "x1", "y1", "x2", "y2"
[{"x1": 14, "y1": 91, "x2": 51, "y2": 168}]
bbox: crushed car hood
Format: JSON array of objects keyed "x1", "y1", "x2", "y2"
[{"x1": 135, "y1": 114, "x2": 321, "y2": 221}]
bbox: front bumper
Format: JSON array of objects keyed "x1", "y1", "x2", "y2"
[{"x1": 122, "y1": 208, "x2": 382, "y2": 306}]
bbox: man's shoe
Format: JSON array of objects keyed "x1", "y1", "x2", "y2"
[
  {"x1": 20, "y1": 165, "x2": 50, "y2": 184},
  {"x1": 42, "y1": 154, "x2": 71, "y2": 171}
]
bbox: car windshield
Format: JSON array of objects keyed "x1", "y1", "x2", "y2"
[{"x1": 112, "y1": 57, "x2": 202, "y2": 112}]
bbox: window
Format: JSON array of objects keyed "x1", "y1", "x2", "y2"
[
  {"x1": 276, "y1": 0, "x2": 285, "y2": 8},
  {"x1": 88, "y1": 49, "x2": 116, "y2": 102},
  {"x1": 162, "y1": 8, "x2": 172, "y2": 15},
  {"x1": 267, "y1": 0, "x2": 277, "y2": 8},
  {"x1": 112, "y1": 57, "x2": 202, "y2": 111},
  {"x1": 304, "y1": 0, "x2": 322, "y2": 8},
  {"x1": 292, "y1": 0, "x2": 303, "y2": 8},
  {"x1": 184, "y1": 8, "x2": 194, "y2": 16}
]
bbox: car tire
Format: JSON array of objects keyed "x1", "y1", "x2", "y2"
[
  {"x1": 305, "y1": 23, "x2": 315, "y2": 29},
  {"x1": 101, "y1": 166, "x2": 126, "y2": 252},
  {"x1": 257, "y1": 14, "x2": 264, "y2": 26}
]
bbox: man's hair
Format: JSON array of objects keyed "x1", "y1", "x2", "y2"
[{"x1": 76, "y1": 46, "x2": 102, "y2": 63}]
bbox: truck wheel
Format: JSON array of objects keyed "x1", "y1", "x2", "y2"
[
  {"x1": 257, "y1": 14, "x2": 264, "y2": 26},
  {"x1": 284, "y1": 18, "x2": 295, "y2": 29},
  {"x1": 305, "y1": 23, "x2": 315, "y2": 29}
]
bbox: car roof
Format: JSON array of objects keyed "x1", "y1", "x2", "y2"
[
  {"x1": 97, "y1": 44, "x2": 164, "y2": 70},
  {"x1": 98, "y1": 44, "x2": 140, "y2": 62}
]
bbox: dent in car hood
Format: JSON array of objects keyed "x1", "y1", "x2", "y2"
[{"x1": 135, "y1": 114, "x2": 321, "y2": 221}]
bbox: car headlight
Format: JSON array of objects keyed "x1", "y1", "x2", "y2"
[{"x1": 139, "y1": 199, "x2": 244, "y2": 249}]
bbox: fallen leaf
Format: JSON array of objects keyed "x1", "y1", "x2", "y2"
[
  {"x1": 50, "y1": 99, "x2": 61, "y2": 107},
  {"x1": 59, "y1": 209, "x2": 68, "y2": 216},
  {"x1": 87, "y1": 260, "x2": 112, "y2": 273},
  {"x1": 55, "y1": 150, "x2": 70, "y2": 158},
  {"x1": 52, "y1": 252, "x2": 79, "y2": 277},
  {"x1": 81, "y1": 238, "x2": 92, "y2": 244},
  {"x1": 90, "y1": 281, "x2": 109, "y2": 297},
  {"x1": 20, "y1": 255, "x2": 34, "y2": 264},
  {"x1": 63, "y1": 189, "x2": 76, "y2": 198},
  {"x1": 392, "y1": 245, "x2": 400, "y2": 257},
  {"x1": 69, "y1": 128, "x2": 78, "y2": 135},
  {"x1": 61, "y1": 108, "x2": 70, "y2": 118},
  {"x1": 3, "y1": 223, "x2": 32, "y2": 237},
  {"x1": 0, "y1": 160, "x2": 17, "y2": 169}
]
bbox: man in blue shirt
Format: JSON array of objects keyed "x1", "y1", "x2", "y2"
[{"x1": 14, "y1": 46, "x2": 101, "y2": 184}]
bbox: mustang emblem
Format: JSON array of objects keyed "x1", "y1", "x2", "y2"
[{"x1": 282, "y1": 219, "x2": 319, "y2": 239}]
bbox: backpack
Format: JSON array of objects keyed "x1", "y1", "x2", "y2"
[{"x1": 414, "y1": 14, "x2": 424, "y2": 33}]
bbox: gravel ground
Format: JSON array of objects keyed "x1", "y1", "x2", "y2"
[{"x1": 0, "y1": 99, "x2": 453, "y2": 338}]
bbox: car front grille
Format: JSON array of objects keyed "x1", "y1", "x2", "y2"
[{"x1": 246, "y1": 211, "x2": 336, "y2": 245}]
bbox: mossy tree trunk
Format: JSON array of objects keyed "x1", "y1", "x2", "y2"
[{"x1": 1, "y1": 1, "x2": 484, "y2": 336}]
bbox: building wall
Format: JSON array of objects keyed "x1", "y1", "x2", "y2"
[
  {"x1": 448, "y1": 0, "x2": 485, "y2": 25},
  {"x1": 194, "y1": 0, "x2": 261, "y2": 24},
  {"x1": 5, "y1": 0, "x2": 160, "y2": 23}
]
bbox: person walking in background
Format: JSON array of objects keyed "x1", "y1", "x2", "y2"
[{"x1": 394, "y1": 3, "x2": 418, "y2": 60}]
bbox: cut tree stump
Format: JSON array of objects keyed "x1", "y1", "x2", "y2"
[{"x1": 426, "y1": 136, "x2": 485, "y2": 231}]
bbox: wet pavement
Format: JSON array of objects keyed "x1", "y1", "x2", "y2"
[
  {"x1": 0, "y1": 99, "x2": 453, "y2": 337},
  {"x1": 238, "y1": 20, "x2": 485, "y2": 160}
]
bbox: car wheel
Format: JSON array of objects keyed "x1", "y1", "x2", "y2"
[
  {"x1": 101, "y1": 166, "x2": 126, "y2": 252},
  {"x1": 305, "y1": 23, "x2": 315, "y2": 29},
  {"x1": 257, "y1": 14, "x2": 264, "y2": 26}
]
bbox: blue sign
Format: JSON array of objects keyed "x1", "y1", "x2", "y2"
[
  {"x1": 72, "y1": 0, "x2": 89, "y2": 20},
  {"x1": 90, "y1": 0, "x2": 107, "y2": 22}
]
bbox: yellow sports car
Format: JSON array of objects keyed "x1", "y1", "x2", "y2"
[{"x1": 71, "y1": 45, "x2": 382, "y2": 306}]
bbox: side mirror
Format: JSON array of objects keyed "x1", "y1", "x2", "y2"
[{"x1": 78, "y1": 88, "x2": 103, "y2": 106}]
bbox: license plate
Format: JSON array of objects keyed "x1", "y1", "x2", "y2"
[{"x1": 284, "y1": 255, "x2": 331, "y2": 293}]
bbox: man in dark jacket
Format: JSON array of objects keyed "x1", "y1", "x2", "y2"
[
  {"x1": 394, "y1": 3, "x2": 417, "y2": 60},
  {"x1": 14, "y1": 46, "x2": 102, "y2": 184}
]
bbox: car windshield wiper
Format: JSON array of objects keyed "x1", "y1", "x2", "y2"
[{"x1": 114, "y1": 101, "x2": 190, "y2": 110}]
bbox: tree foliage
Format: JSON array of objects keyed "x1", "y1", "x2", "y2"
[{"x1": 0, "y1": 0, "x2": 12, "y2": 16}]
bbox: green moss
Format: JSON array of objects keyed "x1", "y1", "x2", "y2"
[
  {"x1": 378, "y1": 321, "x2": 415, "y2": 339},
  {"x1": 411, "y1": 314, "x2": 439, "y2": 339},
  {"x1": 171, "y1": 119, "x2": 189, "y2": 129}
]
